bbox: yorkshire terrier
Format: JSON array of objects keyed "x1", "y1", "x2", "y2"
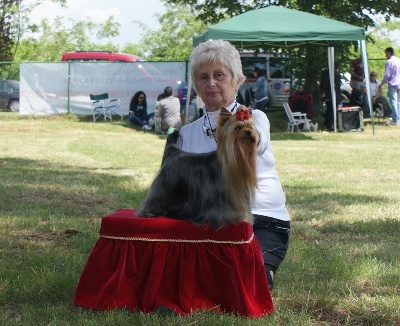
[{"x1": 136, "y1": 106, "x2": 259, "y2": 229}]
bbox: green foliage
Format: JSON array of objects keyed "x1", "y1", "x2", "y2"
[
  {"x1": 364, "y1": 20, "x2": 400, "y2": 78},
  {"x1": 0, "y1": 0, "x2": 18, "y2": 61},
  {"x1": 128, "y1": 2, "x2": 206, "y2": 61},
  {"x1": 166, "y1": 0, "x2": 400, "y2": 30},
  {"x1": 121, "y1": 44, "x2": 143, "y2": 58},
  {"x1": 14, "y1": 16, "x2": 122, "y2": 62},
  {"x1": 14, "y1": 1, "x2": 204, "y2": 62},
  {"x1": 1, "y1": 0, "x2": 66, "y2": 61}
]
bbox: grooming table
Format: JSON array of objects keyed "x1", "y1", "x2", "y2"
[{"x1": 74, "y1": 209, "x2": 273, "y2": 317}]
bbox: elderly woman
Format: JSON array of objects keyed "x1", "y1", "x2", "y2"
[{"x1": 178, "y1": 39, "x2": 290, "y2": 290}]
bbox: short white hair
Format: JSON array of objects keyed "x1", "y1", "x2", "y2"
[{"x1": 189, "y1": 40, "x2": 246, "y2": 93}]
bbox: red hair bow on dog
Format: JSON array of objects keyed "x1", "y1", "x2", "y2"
[{"x1": 236, "y1": 109, "x2": 250, "y2": 121}]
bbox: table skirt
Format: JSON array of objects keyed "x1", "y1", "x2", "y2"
[{"x1": 74, "y1": 209, "x2": 273, "y2": 317}]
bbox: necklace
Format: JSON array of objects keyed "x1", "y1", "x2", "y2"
[
  {"x1": 202, "y1": 102, "x2": 239, "y2": 142},
  {"x1": 203, "y1": 110, "x2": 217, "y2": 142}
]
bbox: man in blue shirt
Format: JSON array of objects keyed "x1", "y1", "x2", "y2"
[{"x1": 378, "y1": 47, "x2": 400, "y2": 126}]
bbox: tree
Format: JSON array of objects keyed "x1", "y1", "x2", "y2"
[
  {"x1": 1, "y1": 0, "x2": 19, "y2": 62},
  {"x1": 122, "y1": 2, "x2": 206, "y2": 61},
  {"x1": 0, "y1": 0, "x2": 66, "y2": 62},
  {"x1": 165, "y1": 0, "x2": 400, "y2": 30},
  {"x1": 14, "y1": 16, "x2": 121, "y2": 62},
  {"x1": 364, "y1": 20, "x2": 400, "y2": 75},
  {"x1": 357, "y1": 20, "x2": 400, "y2": 95}
]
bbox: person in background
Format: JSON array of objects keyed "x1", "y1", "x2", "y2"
[
  {"x1": 349, "y1": 58, "x2": 365, "y2": 107},
  {"x1": 178, "y1": 39, "x2": 291, "y2": 290},
  {"x1": 320, "y1": 61, "x2": 342, "y2": 131},
  {"x1": 154, "y1": 93, "x2": 166, "y2": 134},
  {"x1": 158, "y1": 86, "x2": 182, "y2": 134},
  {"x1": 360, "y1": 71, "x2": 391, "y2": 118},
  {"x1": 349, "y1": 58, "x2": 365, "y2": 92},
  {"x1": 378, "y1": 47, "x2": 400, "y2": 126},
  {"x1": 129, "y1": 91, "x2": 152, "y2": 130},
  {"x1": 251, "y1": 67, "x2": 269, "y2": 111}
]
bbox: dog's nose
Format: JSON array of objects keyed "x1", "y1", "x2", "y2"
[{"x1": 245, "y1": 130, "x2": 252, "y2": 136}]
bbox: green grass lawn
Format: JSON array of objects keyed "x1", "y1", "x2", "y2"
[{"x1": 0, "y1": 110, "x2": 399, "y2": 325}]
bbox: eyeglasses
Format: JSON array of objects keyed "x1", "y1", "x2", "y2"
[{"x1": 370, "y1": 74, "x2": 376, "y2": 77}]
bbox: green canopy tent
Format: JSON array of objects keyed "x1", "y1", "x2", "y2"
[{"x1": 189, "y1": 6, "x2": 374, "y2": 134}]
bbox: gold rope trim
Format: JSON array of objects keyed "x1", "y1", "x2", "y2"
[{"x1": 100, "y1": 233, "x2": 254, "y2": 244}]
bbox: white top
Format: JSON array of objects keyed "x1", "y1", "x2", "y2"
[
  {"x1": 178, "y1": 102, "x2": 291, "y2": 221},
  {"x1": 361, "y1": 78, "x2": 380, "y2": 97}
]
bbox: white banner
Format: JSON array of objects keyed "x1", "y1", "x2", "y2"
[{"x1": 20, "y1": 62, "x2": 187, "y2": 116}]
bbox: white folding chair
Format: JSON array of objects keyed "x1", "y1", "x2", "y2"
[
  {"x1": 106, "y1": 97, "x2": 123, "y2": 121},
  {"x1": 283, "y1": 102, "x2": 312, "y2": 132},
  {"x1": 90, "y1": 93, "x2": 123, "y2": 122},
  {"x1": 90, "y1": 93, "x2": 110, "y2": 122}
]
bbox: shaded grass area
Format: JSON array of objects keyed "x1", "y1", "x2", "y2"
[{"x1": 0, "y1": 111, "x2": 399, "y2": 325}]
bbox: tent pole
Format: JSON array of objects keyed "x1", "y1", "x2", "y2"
[
  {"x1": 360, "y1": 40, "x2": 375, "y2": 136},
  {"x1": 328, "y1": 47, "x2": 336, "y2": 132},
  {"x1": 185, "y1": 78, "x2": 192, "y2": 126}
]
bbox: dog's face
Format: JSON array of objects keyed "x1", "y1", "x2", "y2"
[{"x1": 216, "y1": 106, "x2": 259, "y2": 151}]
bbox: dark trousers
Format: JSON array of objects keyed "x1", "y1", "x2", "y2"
[
  {"x1": 254, "y1": 99, "x2": 269, "y2": 112},
  {"x1": 253, "y1": 215, "x2": 290, "y2": 274},
  {"x1": 324, "y1": 100, "x2": 335, "y2": 130}
]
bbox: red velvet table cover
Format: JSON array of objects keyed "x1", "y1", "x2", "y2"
[{"x1": 74, "y1": 209, "x2": 273, "y2": 317}]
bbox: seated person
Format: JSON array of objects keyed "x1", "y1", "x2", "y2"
[
  {"x1": 129, "y1": 91, "x2": 153, "y2": 130},
  {"x1": 360, "y1": 72, "x2": 391, "y2": 118},
  {"x1": 158, "y1": 86, "x2": 182, "y2": 134}
]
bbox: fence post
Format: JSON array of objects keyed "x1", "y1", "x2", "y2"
[{"x1": 67, "y1": 62, "x2": 71, "y2": 114}]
